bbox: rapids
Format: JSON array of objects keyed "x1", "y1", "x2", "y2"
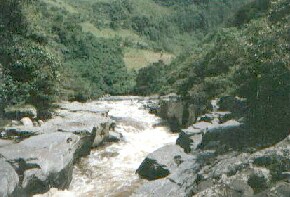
[{"x1": 59, "y1": 99, "x2": 177, "y2": 197}]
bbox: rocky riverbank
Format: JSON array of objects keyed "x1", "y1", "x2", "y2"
[
  {"x1": 135, "y1": 96, "x2": 290, "y2": 197},
  {"x1": 0, "y1": 101, "x2": 116, "y2": 197},
  {"x1": 1, "y1": 96, "x2": 289, "y2": 197}
]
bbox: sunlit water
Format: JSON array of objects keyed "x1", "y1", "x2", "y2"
[{"x1": 66, "y1": 99, "x2": 177, "y2": 197}]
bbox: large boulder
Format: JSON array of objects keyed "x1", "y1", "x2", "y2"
[
  {"x1": 158, "y1": 100, "x2": 184, "y2": 132},
  {"x1": 4, "y1": 105, "x2": 37, "y2": 120},
  {"x1": 20, "y1": 117, "x2": 33, "y2": 127},
  {"x1": 177, "y1": 120, "x2": 242, "y2": 153},
  {"x1": 134, "y1": 159, "x2": 200, "y2": 197},
  {"x1": 92, "y1": 122, "x2": 113, "y2": 147},
  {"x1": 137, "y1": 145, "x2": 195, "y2": 180},
  {"x1": 0, "y1": 132, "x2": 80, "y2": 196},
  {"x1": 199, "y1": 120, "x2": 244, "y2": 152},
  {"x1": 107, "y1": 131, "x2": 123, "y2": 142},
  {"x1": 0, "y1": 157, "x2": 19, "y2": 197},
  {"x1": 176, "y1": 127, "x2": 203, "y2": 153}
]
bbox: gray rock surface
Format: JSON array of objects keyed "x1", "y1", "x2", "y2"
[
  {"x1": 0, "y1": 132, "x2": 80, "y2": 196},
  {"x1": 0, "y1": 139, "x2": 14, "y2": 148},
  {"x1": 133, "y1": 179, "x2": 188, "y2": 197},
  {"x1": 137, "y1": 145, "x2": 195, "y2": 180},
  {"x1": 3, "y1": 101, "x2": 115, "y2": 147},
  {"x1": 0, "y1": 157, "x2": 19, "y2": 197},
  {"x1": 254, "y1": 182, "x2": 290, "y2": 197},
  {"x1": 20, "y1": 117, "x2": 34, "y2": 127},
  {"x1": 136, "y1": 95, "x2": 290, "y2": 197},
  {"x1": 107, "y1": 131, "x2": 123, "y2": 142},
  {"x1": 134, "y1": 155, "x2": 199, "y2": 197},
  {"x1": 176, "y1": 128, "x2": 203, "y2": 153},
  {"x1": 193, "y1": 135, "x2": 290, "y2": 196},
  {"x1": 158, "y1": 100, "x2": 184, "y2": 132},
  {"x1": 0, "y1": 101, "x2": 116, "y2": 196},
  {"x1": 176, "y1": 120, "x2": 242, "y2": 153}
]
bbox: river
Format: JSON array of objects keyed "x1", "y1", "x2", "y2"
[{"x1": 43, "y1": 99, "x2": 177, "y2": 197}]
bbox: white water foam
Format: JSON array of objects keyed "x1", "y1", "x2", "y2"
[{"x1": 47, "y1": 99, "x2": 178, "y2": 197}]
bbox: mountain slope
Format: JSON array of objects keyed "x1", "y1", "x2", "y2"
[
  {"x1": 0, "y1": 0, "x2": 251, "y2": 115},
  {"x1": 136, "y1": 0, "x2": 290, "y2": 141}
]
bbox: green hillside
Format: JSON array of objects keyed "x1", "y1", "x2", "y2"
[
  {"x1": 0, "y1": 0, "x2": 252, "y2": 117},
  {"x1": 136, "y1": 0, "x2": 290, "y2": 141}
]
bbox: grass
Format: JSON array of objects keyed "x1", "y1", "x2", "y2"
[
  {"x1": 42, "y1": 0, "x2": 174, "y2": 71},
  {"x1": 43, "y1": 0, "x2": 78, "y2": 14},
  {"x1": 80, "y1": 22, "x2": 142, "y2": 40},
  {"x1": 129, "y1": 0, "x2": 172, "y2": 17},
  {"x1": 124, "y1": 47, "x2": 174, "y2": 70}
]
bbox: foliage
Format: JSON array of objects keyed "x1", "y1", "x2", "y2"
[
  {"x1": 0, "y1": 0, "x2": 60, "y2": 117},
  {"x1": 135, "y1": 0, "x2": 290, "y2": 139},
  {"x1": 0, "y1": 35, "x2": 60, "y2": 116},
  {"x1": 135, "y1": 61, "x2": 167, "y2": 95}
]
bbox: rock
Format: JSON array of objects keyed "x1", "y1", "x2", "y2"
[
  {"x1": 158, "y1": 100, "x2": 184, "y2": 132},
  {"x1": 137, "y1": 145, "x2": 195, "y2": 180},
  {"x1": 131, "y1": 179, "x2": 187, "y2": 197},
  {"x1": 11, "y1": 120, "x2": 21, "y2": 127},
  {"x1": 92, "y1": 122, "x2": 114, "y2": 147},
  {"x1": 1, "y1": 127, "x2": 38, "y2": 140},
  {"x1": 38, "y1": 120, "x2": 44, "y2": 126},
  {"x1": 0, "y1": 139, "x2": 14, "y2": 148},
  {"x1": 0, "y1": 157, "x2": 19, "y2": 197},
  {"x1": 0, "y1": 132, "x2": 80, "y2": 196},
  {"x1": 37, "y1": 102, "x2": 115, "y2": 149},
  {"x1": 207, "y1": 153, "x2": 250, "y2": 179},
  {"x1": 193, "y1": 122, "x2": 213, "y2": 131},
  {"x1": 197, "y1": 180, "x2": 215, "y2": 193},
  {"x1": 197, "y1": 114, "x2": 215, "y2": 123},
  {"x1": 254, "y1": 182, "x2": 290, "y2": 197},
  {"x1": 133, "y1": 178, "x2": 186, "y2": 197},
  {"x1": 33, "y1": 188, "x2": 76, "y2": 197},
  {"x1": 226, "y1": 179, "x2": 254, "y2": 196},
  {"x1": 196, "y1": 150, "x2": 216, "y2": 162},
  {"x1": 143, "y1": 100, "x2": 160, "y2": 114},
  {"x1": 199, "y1": 120, "x2": 244, "y2": 152},
  {"x1": 176, "y1": 127, "x2": 203, "y2": 153},
  {"x1": 247, "y1": 167, "x2": 271, "y2": 193},
  {"x1": 215, "y1": 112, "x2": 233, "y2": 124},
  {"x1": 134, "y1": 158, "x2": 199, "y2": 197},
  {"x1": 33, "y1": 121, "x2": 39, "y2": 127},
  {"x1": 107, "y1": 131, "x2": 122, "y2": 142},
  {"x1": 195, "y1": 179, "x2": 254, "y2": 197},
  {"x1": 197, "y1": 112, "x2": 232, "y2": 124},
  {"x1": 4, "y1": 105, "x2": 37, "y2": 120},
  {"x1": 195, "y1": 172, "x2": 254, "y2": 197},
  {"x1": 20, "y1": 117, "x2": 33, "y2": 127},
  {"x1": 186, "y1": 104, "x2": 197, "y2": 127}
]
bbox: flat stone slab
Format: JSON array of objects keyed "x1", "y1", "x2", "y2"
[
  {"x1": 0, "y1": 157, "x2": 19, "y2": 197},
  {"x1": 0, "y1": 139, "x2": 14, "y2": 148},
  {"x1": 0, "y1": 132, "x2": 80, "y2": 196}
]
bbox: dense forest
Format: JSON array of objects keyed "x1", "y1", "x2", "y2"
[
  {"x1": 136, "y1": 0, "x2": 290, "y2": 142},
  {"x1": 0, "y1": 0, "x2": 251, "y2": 116},
  {"x1": 0, "y1": 0, "x2": 290, "y2": 140}
]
